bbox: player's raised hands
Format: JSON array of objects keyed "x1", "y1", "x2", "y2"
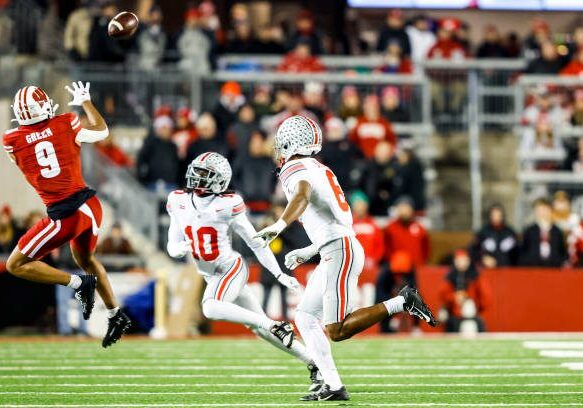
[
  {"x1": 65, "y1": 81, "x2": 91, "y2": 106},
  {"x1": 276, "y1": 273, "x2": 302, "y2": 294},
  {"x1": 284, "y1": 244, "x2": 318, "y2": 270}
]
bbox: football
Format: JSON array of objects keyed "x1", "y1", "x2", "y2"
[{"x1": 108, "y1": 11, "x2": 139, "y2": 39}]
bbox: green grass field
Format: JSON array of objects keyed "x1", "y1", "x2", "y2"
[{"x1": 0, "y1": 335, "x2": 582, "y2": 407}]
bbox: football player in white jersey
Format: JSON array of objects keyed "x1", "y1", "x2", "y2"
[
  {"x1": 255, "y1": 115, "x2": 437, "y2": 401},
  {"x1": 166, "y1": 152, "x2": 323, "y2": 393}
]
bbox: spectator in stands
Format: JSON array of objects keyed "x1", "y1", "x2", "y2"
[
  {"x1": 375, "y1": 41, "x2": 413, "y2": 74},
  {"x1": 172, "y1": 107, "x2": 198, "y2": 161},
  {"x1": 0, "y1": 205, "x2": 20, "y2": 254},
  {"x1": 0, "y1": 6, "x2": 13, "y2": 55},
  {"x1": 232, "y1": 131, "x2": 276, "y2": 214},
  {"x1": 136, "y1": 5, "x2": 167, "y2": 70},
  {"x1": 523, "y1": 18, "x2": 551, "y2": 61},
  {"x1": 213, "y1": 81, "x2": 246, "y2": 141},
  {"x1": 522, "y1": 90, "x2": 567, "y2": 128},
  {"x1": 564, "y1": 137, "x2": 583, "y2": 172},
  {"x1": 350, "y1": 95, "x2": 396, "y2": 159},
  {"x1": 384, "y1": 196, "x2": 430, "y2": 267},
  {"x1": 63, "y1": 0, "x2": 92, "y2": 61},
  {"x1": 88, "y1": 1, "x2": 126, "y2": 63},
  {"x1": 455, "y1": 21, "x2": 472, "y2": 55},
  {"x1": 503, "y1": 32, "x2": 522, "y2": 58},
  {"x1": 380, "y1": 86, "x2": 410, "y2": 123},
  {"x1": 302, "y1": 82, "x2": 326, "y2": 123},
  {"x1": 255, "y1": 25, "x2": 285, "y2": 54},
  {"x1": 228, "y1": 103, "x2": 257, "y2": 161},
  {"x1": 470, "y1": 204, "x2": 519, "y2": 268},
  {"x1": 137, "y1": 115, "x2": 180, "y2": 194},
  {"x1": 439, "y1": 249, "x2": 491, "y2": 333},
  {"x1": 98, "y1": 223, "x2": 135, "y2": 255},
  {"x1": 571, "y1": 89, "x2": 583, "y2": 126},
  {"x1": 187, "y1": 113, "x2": 226, "y2": 163},
  {"x1": 525, "y1": 41, "x2": 563, "y2": 74},
  {"x1": 95, "y1": 135, "x2": 133, "y2": 168},
  {"x1": 177, "y1": 7, "x2": 211, "y2": 75},
  {"x1": 287, "y1": 9, "x2": 323, "y2": 55},
  {"x1": 393, "y1": 142, "x2": 426, "y2": 212},
  {"x1": 520, "y1": 120, "x2": 563, "y2": 159},
  {"x1": 376, "y1": 9, "x2": 411, "y2": 57},
  {"x1": 364, "y1": 141, "x2": 399, "y2": 215},
  {"x1": 552, "y1": 191, "x2": 579, "y2": 234},
  {"x1": 251, "y1": 85, "x2": 273, "y2": 119},
  {"x1": 427, "y1": 19, "x2": 467, "y2": 60},
  {"x1": 265, "y1": 92, "x2": 318, "y2": 134},
  {"x1": 338, "y1": 86, "x2": 362, "y2": 124},
  {"x1": 476, "y1": 25, "x2": 507, "y2": 58},
  {"x1": 520, "y1": 198, "x2": 567, "y2": 267},
  {"x1": 567, "y1": 27, "x2": 583, "y2": 59},
  {"x1": 351, "y1": 191, "x2": 384, "y2": 270},
  {"x1": 406, "y1": 14, "x2": 436, "y2": 72},
  {"x1": 223, "y1": 17, "x2": 258, "y2": 54},
  {"x1": 321, "y1": 117, "x2": 363, "y2": 190},
  {"x1": 560, "y1": 46, "x2": 583, "y2": 76},
  {"x1": 277, "y1": 41, "x2": 325, "y2": 73}
]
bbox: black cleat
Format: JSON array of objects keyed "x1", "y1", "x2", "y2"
[
  {"x1": 300, "y1": 384, "x2": 350, "y2": 401},
  {"x1": 102, "y1": 310, "x2": 131, "y2": 348},
  {"x1": 270, "y1": 321, "x2": 294, "y2": 348},
  {"x1": 74, "y1": 275, "x2": 97, "y2": 320},
  {"x1": 399, "y1": 285, "x2": 438, "y2": 327},
  {"x1": 307, "y1": 363, "x2": 324, "y2": 393}
]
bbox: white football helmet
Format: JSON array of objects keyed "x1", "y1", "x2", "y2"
[
  {"x1": 274, "y1": 115, "x2": 322, "y2": 164},
  {"x1": 11, "y1": 86, "x2": 58, "y2": 126},
  {"x1": 186, "y1": 152, "x2": 232, "y2": 194}
]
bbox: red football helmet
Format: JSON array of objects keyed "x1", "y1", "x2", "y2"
[{"x1": 12, "y1": 86, "x2": 58, "y2": 126}]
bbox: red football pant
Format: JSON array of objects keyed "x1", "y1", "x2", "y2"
[{"x1": 18, "y1": 196, "x2": 103, "y2": 259}]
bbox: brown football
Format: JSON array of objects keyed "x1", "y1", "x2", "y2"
[{"x1": 108, "y1": 11, "x2": 139, "y2": 38}]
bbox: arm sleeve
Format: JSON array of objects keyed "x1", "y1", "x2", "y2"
[
  {"x1": 165, "y1": 194, "x2": 186, "y2": 256},
  {"x1": 231, "y1": 212, "x2": 284, "y2": 278},
  {"x1": 75, "y1": 127, "x2": 109, "y2": 144}
]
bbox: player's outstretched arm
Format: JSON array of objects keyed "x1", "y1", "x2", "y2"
[
  {"x1": 233, "y1": 213, "x2": 302, "y2": 293},
  {"x1": 65, "y1": 81, "x2": 109, "y2": 145},
  {"x1": 253, "y1": 180, "x2": 312, "y2": 247}
]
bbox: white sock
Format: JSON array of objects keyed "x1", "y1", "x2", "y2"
[
  {"x1": 67, "y1": 275, "x2": 82, "y2": 289},
  {"x1": 383, "y1": 295, "x2": 405, "y2": 315},
  {"x1": 295, "y1": 310, "x2": 343, "y2": 391},
  {"x1": 107, "y1": 307, "x2": 120, "y2": 318},
  {"x1": 202, "y1": 299, "x2": 275, "y2": 331},
  {"x1": 253, "y1": 327, "x2": 313, "y2": 365}
]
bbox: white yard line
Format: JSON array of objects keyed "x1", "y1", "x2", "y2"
[
  {"x1": 0, "y1": 403, "x2": 582, "y2": 407},
  {"x1": 523, "y1": 341, "x2": 583, "y2": 349},
  {"x1": 1, "y1": 391, "x2": 583, "y2": 396},
  {"x1": 0, "y1": 373, "x2": 579, "y2": 379},
  {"x1": 540, "y1": 350, "x2": 583, "y2": 358},
  {"x1": 0, "y1": 383, "x2": 580, "y2": 388},
  {"x1": 0, "y1": 364, "x2": 557, "y2": 371},
  {"x1": 561, "y1": 362, "x2": 583, "y2": 370}
]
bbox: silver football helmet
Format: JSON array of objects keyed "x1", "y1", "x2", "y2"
[
  {"x1": 186, "y1": 152, "x2": 232, "y2": 194},
  {"x1": 274, "y1": 115, "x2": 322, "y2": 164}
]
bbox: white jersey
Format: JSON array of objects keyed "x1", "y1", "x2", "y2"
[
  {"x1": 166, "y1": 190, "x2": 283, "y2": 277},
  {"x1": 279, "y1": 158, "x2": 354, "y2": 249}
]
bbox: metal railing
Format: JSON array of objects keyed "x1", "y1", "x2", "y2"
[{"x1": 81, "y1": 146, "x2": 159, "y2": 244}]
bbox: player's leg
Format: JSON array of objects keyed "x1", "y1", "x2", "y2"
[
  {"x1": 6, "y1": 216, "x2": 98, "y2": 319},
  {"x1": 201, "y1": 258, "x2": 277, "y2": 331},
  {"x1": 295, "y1": 260, "x2": 347, "y2": 400},
  {"x1": 235, "y1": 285, "x2": 313, "y2": 363},
  {"x1": 324, "y1": 237, "x2": 436, "y2": 343}
]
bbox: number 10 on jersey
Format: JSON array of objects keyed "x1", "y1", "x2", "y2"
[{"x1": 184, "y1": 226, "x2": 219, "y2": 261}]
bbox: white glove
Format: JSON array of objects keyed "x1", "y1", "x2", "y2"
[
  {"x1": 284, "y1": 244, "x2": 318, "y2": 270},
  {"x1": 277, "y1": 273, "x2": 302, "y2": 294},
  {"x1": 167, "y1": 240, "x2": 192, "y2": 258},
  {"x1": 253, "y1": 219, "x2": 287, "y2": 248},
  {"x1": 65, "y1": 81, "x2": 91, "y2": 106}
]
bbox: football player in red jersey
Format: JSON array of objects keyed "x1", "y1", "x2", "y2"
[{"x1": 2, "y1": 82, "x2": 130, "y2": 347}]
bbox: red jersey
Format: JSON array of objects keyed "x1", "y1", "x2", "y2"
[
  {"x1": 384, "y1": 218, "x2": 430, "y2": 266},
  {"x1": 3, "y1": 112, "x2": 87, "y2": 206},
  {"x1": 560, "y1": 61, "x2": 583, "y2": 76},
  {"x1": 349, "y1": 116, "x2": 396, "y2": 159}
]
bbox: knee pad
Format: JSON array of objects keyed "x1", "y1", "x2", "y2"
[{"x1": 201, "y1": 299, "x2": 219, "y2": 320}]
